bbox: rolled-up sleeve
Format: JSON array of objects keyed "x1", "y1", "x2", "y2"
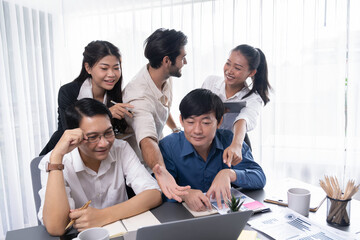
[
  {"x1": 231, "y1": 143, "x2": 266, "y2": 189},
  {"x1": 120, "y1": 141, "x2": 161, "y2": 194},
  {"x1": 123, "y1": 67, "x2": 170, "y2": 147},
  {"x1": 235, "y1": 94, "x2": 263, "y2": 132},
  {"x1": 37, "y1": 153, "x2": 75, "y2": 225},
  {"x1": 125, "y1": 96, "x2": 159, "y2": 145}
]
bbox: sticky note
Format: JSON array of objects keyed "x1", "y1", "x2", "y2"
[
  {"x1": 243, "y1": 201, "x2": 265, "y2": 210},
  {"x1": 238, "y1": 230, "x2": 257, "y2": 240}
]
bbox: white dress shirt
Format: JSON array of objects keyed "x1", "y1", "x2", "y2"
[
  {"x1": 37, "y1": 139, "x2": 160, "y2": 224},
  {"x1": 123, "y1": 65, "x2": 172, "y2": 144},
  {"x1": 122, "y1": 65, "x2": 172, "y2": 167},
  {"x1": 77, "y1": 78, "x2": 107, "y2": 104},
  {"x1": 202, "y1": 75, "x2": 263, "y2": 132}
]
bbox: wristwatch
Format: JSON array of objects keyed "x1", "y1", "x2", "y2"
[
  {"x1": 46, "y1": 162, "x2": 64, "y2": 172},
  {"x1": 172, "y1": 127, "x2": 181, "y2": 133}
]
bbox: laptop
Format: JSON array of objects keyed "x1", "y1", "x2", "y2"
[{"x1": 135, "y1": 210, "x2": 253, "y2": 240}]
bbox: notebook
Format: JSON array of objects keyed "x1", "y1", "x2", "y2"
[
  {"x1": 135, "y1": 210, "x2": 253, "y2": 240},
  {"x1": 102, "y1": 210, "x2": 160, "y2": 239},
  {"x1": 182, "y1": 202, "x2": 218, "y2": 217}
]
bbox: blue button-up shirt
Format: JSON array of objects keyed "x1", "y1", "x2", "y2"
[{"x1": 159, "y1": 129, "x2": 266, "y2": 193}]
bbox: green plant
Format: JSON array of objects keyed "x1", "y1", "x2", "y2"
[{"x1": 227, "y1": 194, "x2": 244, "y2": 212}]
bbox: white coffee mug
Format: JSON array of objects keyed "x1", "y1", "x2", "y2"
[
  {"x1": 287, "y1": 188, "x2": 311, "y2": 217},
  {"x1": 73, "y1": 227, "x2": 109, "y2": 240}
]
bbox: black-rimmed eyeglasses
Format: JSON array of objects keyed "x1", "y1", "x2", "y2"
[{"x1": 85, "y1": 130, "x2": 115, "y2": 143}]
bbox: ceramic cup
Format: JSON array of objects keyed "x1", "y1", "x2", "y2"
[
  {"x1": 287, "y1": 188, "x2": 311, "y2": 217},
  {"x1": 73, "y1": 227, "x2": 109, "y2": 240}
]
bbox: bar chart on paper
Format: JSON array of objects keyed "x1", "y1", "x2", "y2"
[
  {"x1": 248, "y1": 208, "x2": 358, "y2": 240},
  {"x1": 287, "y1": 217, "x2": 311, "y2": 232}
]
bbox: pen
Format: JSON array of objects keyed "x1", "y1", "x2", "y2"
[
  {"x1": 65, "y1": 200, "x2": 91, "y2": 231},
  {"x1": 110, "y1": 100, "x2": 118, "y2": 105},
  {"x1": 110, "y1": 100, "x2": 133, "y2": 114}
]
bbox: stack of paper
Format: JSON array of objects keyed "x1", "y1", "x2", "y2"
[{"x1": 248, "y1": 208, "x2": 358, "y2": 240}]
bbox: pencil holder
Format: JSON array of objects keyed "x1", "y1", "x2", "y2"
[{"x1": 326, "y1": 196, "x2": 351, "y2": 226}]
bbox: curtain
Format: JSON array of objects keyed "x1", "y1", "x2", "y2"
[
  {"x1": 0, "y1": 0, "x2": 61, "y2": 238},
  {"x1": 61, "y1": 0, "x2": 360, "y2": 193},
  {"x1": 346, "y1": 0, "x2": 360, "y2": 200},
  {"x1": 255, "y1": 0, "x2": 347, "y2": 184}
]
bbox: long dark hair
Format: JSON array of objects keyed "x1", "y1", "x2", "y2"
[
  {"x1": 232, "y1": 44, "x2": 271, "y2": 105},
  {"x1": 74, "y1": 40, "x2": 127, "y2": 132}
]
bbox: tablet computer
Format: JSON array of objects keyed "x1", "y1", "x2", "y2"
[{"x1": 224, "y1": 102, "x2": 246, "y2": 113}]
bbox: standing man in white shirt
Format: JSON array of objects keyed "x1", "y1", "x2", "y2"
[{"x1": 123, "y1": 28, "x2": 190, "y2": 202}]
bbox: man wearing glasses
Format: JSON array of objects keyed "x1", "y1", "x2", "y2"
[{"x1": 37, "y1": 98, "x2": 161, "y2": 236}]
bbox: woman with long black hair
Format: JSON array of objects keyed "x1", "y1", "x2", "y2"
[
  {"x1": 40, "y1": 40, "x2": 133, "y2": 155},
  {"x1": 202, "y1": 44, "x2": 271, "y2": 166}
]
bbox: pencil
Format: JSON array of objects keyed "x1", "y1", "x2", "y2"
[{"x1": 65, "y1": 200, "x2": 91, "y2": 231}]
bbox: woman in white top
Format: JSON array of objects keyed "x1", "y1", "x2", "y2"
[{"x1": 202, "y1": 44, "x2": 271, "y2": 166}]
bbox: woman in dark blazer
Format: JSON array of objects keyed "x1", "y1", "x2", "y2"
[{"x1": 40, "y1": 41, "x2": 133, "y2": 155}]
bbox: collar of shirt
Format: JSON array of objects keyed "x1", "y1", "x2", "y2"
[
  {"x1": 143, "y1": 65, "x2": 172, "y2": 107},
  {"x1": 70, "y1": 147, "x2": 115, "y2": 177},
  {"x1": 216, "y1": 79, "x2": 250, "y2": 101},
  {"x1": 77, "y1": 78, "x2": 107, "y2": 104},
  {"x1": 179, "y1": 131, "x2": 225, "y2": 161}
]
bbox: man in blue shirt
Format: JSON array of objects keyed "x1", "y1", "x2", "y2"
[{"x1": 159, "y1": 89, "x2": 266, "y2": 212}]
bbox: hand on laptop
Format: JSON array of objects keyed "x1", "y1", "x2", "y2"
[
  {"x1": 206, "y1": 169, "x2": 237, "y2": 209},
  {"x1": 183, "y1": 189, "x2": 212, "y2": 212},
  {"x1": 153, "y1": 164, "x2": 190, "y2": 202},
  {"x1": 223, "y1": 142, "x2": 243, "y2": 167},
  {"x1": 69, "y1": 206, "x2": 105, "y2": 232}
]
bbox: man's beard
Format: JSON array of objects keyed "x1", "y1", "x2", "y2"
[{"x1": 169, "y1": 66, "x2": 182, "y2": 78}]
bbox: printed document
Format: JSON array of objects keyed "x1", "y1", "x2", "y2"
[{"x1": 248, "y1": 208, "x2": 358, "y2": 240}]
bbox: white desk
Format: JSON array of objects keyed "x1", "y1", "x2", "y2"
[{"x1": 262, "y1": 178, "x2": 360, "y2": 236}]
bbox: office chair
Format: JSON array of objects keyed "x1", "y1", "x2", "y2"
[{"x1": 30, "y1": 155, "x2": 44, "y2": 225}]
